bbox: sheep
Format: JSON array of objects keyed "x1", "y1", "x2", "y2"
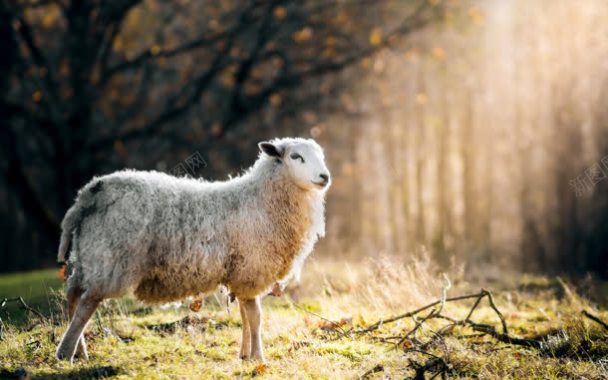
[{"x1": 55, "y1": 137, "x2": 331, "y2": 363}]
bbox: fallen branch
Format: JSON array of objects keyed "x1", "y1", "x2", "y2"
[
  {"x1": 0, "y1": 297, "x2": 46, "y2": 321},
  {"x1": 394, "y1": 308, "x2": 437, "y2": 349},
  {"x1": 409, "y1": 356, "x2": 450, "y2": 380},
  {"x1": 292, "y1": 283, "x2": 568, "y2": 354},
  {"x1": 350, "y1": 286, "x2": 548, "y2": 355},
  {"x1": 582, "y1": 310, "x2": 608, "y2": 332},
  {"x1": 354, "y1": 289, "x2": 508, "y2": 335},
  {"x1": 291, "y1": 301, "x2": 349, "y2": 336},
  {"x1": 485, "y1": 290, "x2": 509, "y2": 334},
  {"x1": 359, "y1": 364, "x2": 384, "y2": 379},
  {"x1": 467, "y1": 322, "x2": 542, "y2": 348},
  {"x1": 287, "y1": 281, "x2": 605, "y2": 376}
]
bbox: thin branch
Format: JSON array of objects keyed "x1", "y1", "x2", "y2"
[
  {"x1": 101, "y1": 29, "x2": 234, "y2": 86},
  {"x1": 582, "y1": 310, "x2": 608, "y2": 332},
  {"x1": 467, "y1": 322, "x2": 541, "y2": 349},
  {"x1": 394, "y1": 308, "x2": 437, "y2": 349},
  {"x1": 463, "y1": 292, "x2": 483, "y2": 323},
  {"x1": 367, "y1": 288, "x2": 543, "y2": 351},
  {"x1": 354, "y1": 292, "x2": 485, "y2": 334},
  {"x1": 96, "y1": 21, "x2": 120, "y2": 77},
  {"x1": 13, "y1": 14, "x2": 49, "y2": 68},
  {"x1": 483, "y1": 289, "x2": 508, "y2": 334},
  {"x1": 409, "y1": 356, "x2": 450, "y2": 380},
  {"x1": 436, "y1": 273, "x2": 451, "y2": 316},
  {"x1": 0, "y1": 297, "x2": 46, "y2": 321},
  {"x1": 89, "y1": 4, "x2": 259, "y2": 150},
  {"x1": 359, "y1": 364, "x2": 384, "y2": 380},
  {"x1": 11, "y1": 10, "x2": 60, "y2": 117},
  {"x1": 0, "y1": 316, "x2": 5, "y2": 341},
  {"x1": 291, "y1": 301, "x2": 348, "y2": 336},
  {"x1": 203, "y1": 0, "x2": 438, "y2": 139},
  {"x1": 222, "y1": 0, "x2": 279, "y2": 134},
  {"x1": 88, "y1": 0, "x2": 437, "y2": 149}
]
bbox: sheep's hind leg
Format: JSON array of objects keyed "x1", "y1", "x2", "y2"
[
  {"x1": 56, "y1": 291, "x2": 102, "y2": 362},
  {"x1": 243, "y1": 296, "x2": 265, "y2": 362},
  {"x1": 238, "y1": 298, "x2": 251, "y2": 360},
  {"x1": 67, "y1": 285, "x2": 92, "y2": 360}
]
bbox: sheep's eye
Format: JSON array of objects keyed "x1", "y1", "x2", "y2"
[{"x1": 290, "y1": 153, "x2": 305, "y2": 163}]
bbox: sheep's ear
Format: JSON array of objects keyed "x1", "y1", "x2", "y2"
[{"x1": 258, "y1": 141, "x2": 283, "y2": 158}]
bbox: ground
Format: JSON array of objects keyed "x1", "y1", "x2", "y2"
[{"x1": 0, "y1": 256, "x2": 607, "y2": 379}]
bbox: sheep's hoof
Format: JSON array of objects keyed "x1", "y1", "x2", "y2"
[
  {"x1": 73, "y1": 350, "x2": 89, "y2": 361},
  {"x1": 239, "y1": 346, "x2": 251, "y2": 360},
  {"x1": 55, "y1": 348, "x2": 74, "y2": 362}
]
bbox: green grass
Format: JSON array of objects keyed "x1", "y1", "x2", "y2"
[
  {"x1": 0, "y1": 269, "x2": 63, "y2": 324},
  {"x1": 0, "y1": 258, "x2": 607, "y2": 379}
]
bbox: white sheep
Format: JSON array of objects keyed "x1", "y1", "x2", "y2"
[{"x1": 55, "y1": 137, "x2": 331, "y2": 363}]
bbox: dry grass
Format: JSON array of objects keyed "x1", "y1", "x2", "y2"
[{"x1": 0, "y1": 255, "x2": 607, "y2": 379}]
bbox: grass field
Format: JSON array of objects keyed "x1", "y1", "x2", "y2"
[
  {"x1": 0, "y1": 269, "x2": 63, "y2": 325},
  {"x1": 0, "y1": 257, "x2": 607, "y2": 379}
]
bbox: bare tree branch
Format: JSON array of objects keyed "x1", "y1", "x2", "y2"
[
  {"x1": 10, "y1": 9, "x2": 61, "y2": 119},
  {"x1": 100, "y1": 33, "x2": 230, "y2": 85},
  {"x1": 89, "y1": 3, "x2": 261, "y2": 150},
  {"x1": 217, "y1": 0, "x2": 438, "y2": 137}
]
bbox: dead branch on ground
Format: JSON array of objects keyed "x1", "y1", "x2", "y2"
[
  {"x1": 359, "y1": 364, "x2": 384, "y2": 379},
  {"x1": 352, "y1": 289, "x2": 508, "y2": 337},
  {"x1": 582, "y1": 310, "x2": 608, "y2": 332},
  {"x1": 0, "y1": 297, "x2": 46, "y2": 321}
]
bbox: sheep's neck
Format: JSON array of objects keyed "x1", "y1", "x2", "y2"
[
  {"x1": 222, "y1": 162, "x2": 318, "y2": 298},
  {"x1": 262, "y1": 176, "x2": 312, "y2": 257}
]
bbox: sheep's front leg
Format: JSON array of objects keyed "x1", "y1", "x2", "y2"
[
  {"x1": 243, "y1": 296, "x2": 265, "y2": 362},
  {"x1": 56, "y1": 291, "x2": 101, "y2": 362},
  {"x1": 67, "y1": 285, "x2": 88, "y2": 360},
  {"x1": 238, "y1": 298, "x2": 251, "y2": 360}
]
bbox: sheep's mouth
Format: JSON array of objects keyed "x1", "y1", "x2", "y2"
[{"x1": 311, "y1": 180, "x2": 329, "y2": 188}]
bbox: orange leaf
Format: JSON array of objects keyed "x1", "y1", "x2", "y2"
[
  {"x1": 252, "y1": 363, "x2": 268, "y2": 375},
  {"x1": 189, "y1": 298, "x2": 203, "y2": 312}
]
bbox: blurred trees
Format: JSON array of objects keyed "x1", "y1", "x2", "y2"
[
  {"x1": 0, "y1": 0, "x2": 438, "y2": 271},
  {"x1": 332, "y1": 0, "x2": 608, "y2": 278}
]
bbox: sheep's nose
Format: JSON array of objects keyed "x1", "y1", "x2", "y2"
[{"x1": 319, "y1": 173, "x2": 329, "y2": 183}]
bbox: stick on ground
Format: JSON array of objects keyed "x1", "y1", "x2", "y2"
[{"x1": 582, "y1": 310, "x2": 608, "y2": 332}]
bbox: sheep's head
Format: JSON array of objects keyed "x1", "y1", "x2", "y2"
[{"x1": 258, "y1": 138, "x2": 331, "y2": 191}]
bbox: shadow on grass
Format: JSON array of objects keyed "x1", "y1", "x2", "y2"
[
  {"x1": 32, "y1": 366, "x2": 119, "y2": 379},
  {"x1": 516, "y1": 277, "x2": 608, "y2": 308},
  {"x1": 1, "y1": 366, "x2": 119, "y2": 379},
  {"x1": 524, "y1": 326, "x2": 608, "y2": 362}
]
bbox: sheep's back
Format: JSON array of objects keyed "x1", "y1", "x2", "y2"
[{"x1": 74, "y1": 171, "x2": 227, "y2": 299}]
